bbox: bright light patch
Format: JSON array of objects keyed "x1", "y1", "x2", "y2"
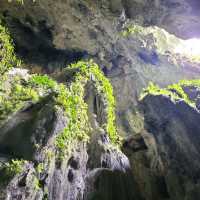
[
  {"x1": 175, "y1": 38, "x2": 200, "y2": 61},
  {"x1": 123, "y1": 24, "x2": 200, "y2": 62}
]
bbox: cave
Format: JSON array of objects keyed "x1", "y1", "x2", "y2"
[{"x1": 1, "y1": 0, "x2": 200, "y2": 200}]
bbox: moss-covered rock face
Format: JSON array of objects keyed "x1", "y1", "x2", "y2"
[
  {"x1": 2, "y1": 1, "x2": 200, "y2": 200},
  {"x1": 0, "y1": 60, "x2": 120, "y2": 154},
  {"x1": 140, "y1": 79, "x2": 200, "y2": 110},
  {"x1": 0, "y1": 59, "x2": 129, "y2": 200},
  {"x1": 0, "y1": 23, "x2": 20, "y2": 74}
]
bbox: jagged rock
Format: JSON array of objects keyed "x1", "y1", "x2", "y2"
[
  {"x1": 0, "y1": 67, "x2": 136, "y2": 200},
  {"x1": 136, "y1": 94, "x2": 200, "y2": 200},
  {"x1": 1, "y1": 1, "x2": 200, "y2": 200}
]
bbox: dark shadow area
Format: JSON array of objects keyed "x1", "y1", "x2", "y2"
[
  {"x1": 84, "y1": 82, "x2": 106, "y2": 127},
  {"x1": 0, "y1": 97, "x2": 55, "y2": 160},
  {"x1": 139, "y1": 95, "x2": 200, "y2": 199},
  {"x1": 138, "y1": 50, "x2": 159, "y2": 65},
  {"x1": 1, "y1": 13, "x2": 89, "y2": 72},
  {"x1": 123, "y1": 134, "x2": 148, "y2": 153},
  {"x1": 87, "y1": 170, "x2": 144, "y2": 200}
]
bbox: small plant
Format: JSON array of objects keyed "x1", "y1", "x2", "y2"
[
  {"x1": 36, "y1": 163, "x2": 44, "y2": 174},
  {"x1": 121, "y1": 24, "x2": 143, "y2": 37},
  {"x1": 140, "y1": 79, "x2": 200, "y2": 109},
  {"x1": 7, "y1": 0, "x2": 36, "y2": 4},
  {"x1": 33, "y1": 176, "x2": 41, "y2": 190},
  {"x1": 5, "y1": 159, "x2": 25, "y2": 177},
  {"x1": 0, "y1": 72, "x2": 56, "y2": 120},
  {"x1": 0, "y1": 80, "x2": 40, "y2": 120},
  {"x1": 0, "y1": 23, "x2": 21, "y2": 75},
  {"x1": 29, "y1": 75, "x2": 57, "y2": 90}
]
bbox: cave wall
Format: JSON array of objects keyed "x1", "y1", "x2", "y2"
[{"x1": 1, "y1": 1, "x2": 200, "y2": 200}]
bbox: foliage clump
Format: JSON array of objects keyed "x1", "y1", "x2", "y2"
[
  {"x1": 55, "y1": 60, "x2": 120, "y2": 158},
  {"x1": 0, "y1": 60, "x2": 120, "y2": 160},
  {"x1": 5, "y1": 159, "x2": 25, "y2": 176},
  {"x1": 121, "y1": 23, "x2": 200, "y2": 63},
  {"x1": 0, "y1": 159, "x2": 25, "y2": 187},
  {"x1": 29, "y1": 74, "x2": 57, "y2": 90},
  {"x1": 121, "y1": 24, "x2": 144, "y2": 37},
  {"x1": 0, "y1": 23, "x2": 20, "y2": 75},
  {"x1": 0, "y1": 71, "x2": 60, "y2": 121},
  {"x1": 55, "y1": 81, "x2": 90, "y2": 158},
  {"x1": 7, "y1": 0, "x2": 36, "y2": 4},
  {"x1": 68, "y1": 60, "x2": 119, "y2": 143},
  {"x1": 140, "y1": 79, "x2": 200, "y2": 109},
  {"x1": 0, "y1": 75, "x2": 48, "y2": 120}
]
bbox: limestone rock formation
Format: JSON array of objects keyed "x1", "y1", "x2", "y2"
[{"x1": 1, "y1": 0, "x2": 200, "y2": 200}]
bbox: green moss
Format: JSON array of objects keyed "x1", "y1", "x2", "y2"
[
  {"x1": 55, "y1": 78, "x2": 90, "y2": 159},
  {"x1": 0, "y1": 23, "x2": 21, "y2": 75},
  {"x1": 0, "y1": 159, "x2": 26, "y2": 187},
  {"x1": 0, "y1": 72, "x2": 59, "y2": 120},
  {"x1": 29, "y1": 74, "x2": 57, "y2": 90},
  {"x1": 55, "y1": 60, "x2": 120, "y2": 159},
  {"x1": 36, "y1": 163, "x2": 44, "y2": 174},
  {"x1": 69, "y1": 60, "x2": 120, "y2": 143},
  {"x1": 34, "y1": 176, "x2": 42, "y2": 190},
  {"x1": 5, "y1": 159, "x2": 25, "y2": 176},
  {"x1": 121, "y1": 24, "x2": 144, "y2": 37},
  {"x1": 140, "y1": 80, "x2": 200, "y2": 108},
  {"x1": 0, "y1": 59, "x2": 120, "y2": 160},
  {"x1": 7, "y1": 0, "x2": 36, "y2": 4},
  {"x1": 0, "y1": 78, "x2": 41, "y2": 120}
]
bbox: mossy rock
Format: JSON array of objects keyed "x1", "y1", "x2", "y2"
[
  {"x1": 140, "y1": 79, "x2": 200, "y2": 109},
  {"x1": 0, "y1": 22, "x2": 20, "y2": 75}
]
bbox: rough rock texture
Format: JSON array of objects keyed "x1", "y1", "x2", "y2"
[
  {"x1": 1, "y1": 0, "x2": 200, "y2": 129},
  {"x1": 0, "y1": 69, "x2": 141, "y2": 200},
  {"x1": 137, "y1": 95, "x2": 200, "y2": 200},
  {"x1": 1, "y1": 0, "x2": 200, "y2": 200},
  {"x1": 0, "y1": 98, "x2": 141, "y2": 200},
  {"x1": 123, "y1": 0, "x2": 200, "y2": 38}
]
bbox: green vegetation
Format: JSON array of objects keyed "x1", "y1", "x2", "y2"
[
  {"x1": 121, "y1": 24, "x2": 144, "y2": 37},
  {"x1": 7, "y1": 0, "x2": 36, "y2": 4},
  {"x1": 121, "y1": 24, "x2": 181, "y2": 54},
  {"x1": 55, "y1": 81, "x2": 90, "y2": 159},
  {"x1": 0, "y1": 159, "x2": 25, "y2": 187},
  {"x1": 0, "y1": 73, "x2": 59, "y2": 121},
  {"x1": 29, "y1": 74, "x2": 57, "y2": 90},
  {"x1": 34, "y1": 176, "x2": 42, "y2": 190},
  {"x1": 55, "y1": 60, "x2": 120, "y2": 159},
  {"x1": 0, "y1": 23, "x2": 21, "y2": 75},
  {"x1": 69, "y1": 60, "x2": 119, "y2": 143},
  {"x1": 5, "y1": 159, "x2": 25, "y2": 177},
  {"x1": 140, "y1": 80, "x2": 200, "y2": 108},
  {"x1": 0, "y1": 20, "x2": 120, "y2": 188},
  {"x1": 0, "y1": 59, "x2": 119, "y2": 160},
  {"x1": 0, "y1": 77, "x2": 41, "y2": 120},
  {"x1": 36, "y1": 163, "x2": 44, "y2": 174}
]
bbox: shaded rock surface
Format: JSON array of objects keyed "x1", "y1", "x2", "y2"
[
  {"x1": 1, "y1": 1, "x2": 200, "y2": 200},
  {"x1": 0, "y1": 71, "x2": 142, "y2": 200},
  {"x1": 126, "y1": 94, "x2": 200, "y2": 200}
]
